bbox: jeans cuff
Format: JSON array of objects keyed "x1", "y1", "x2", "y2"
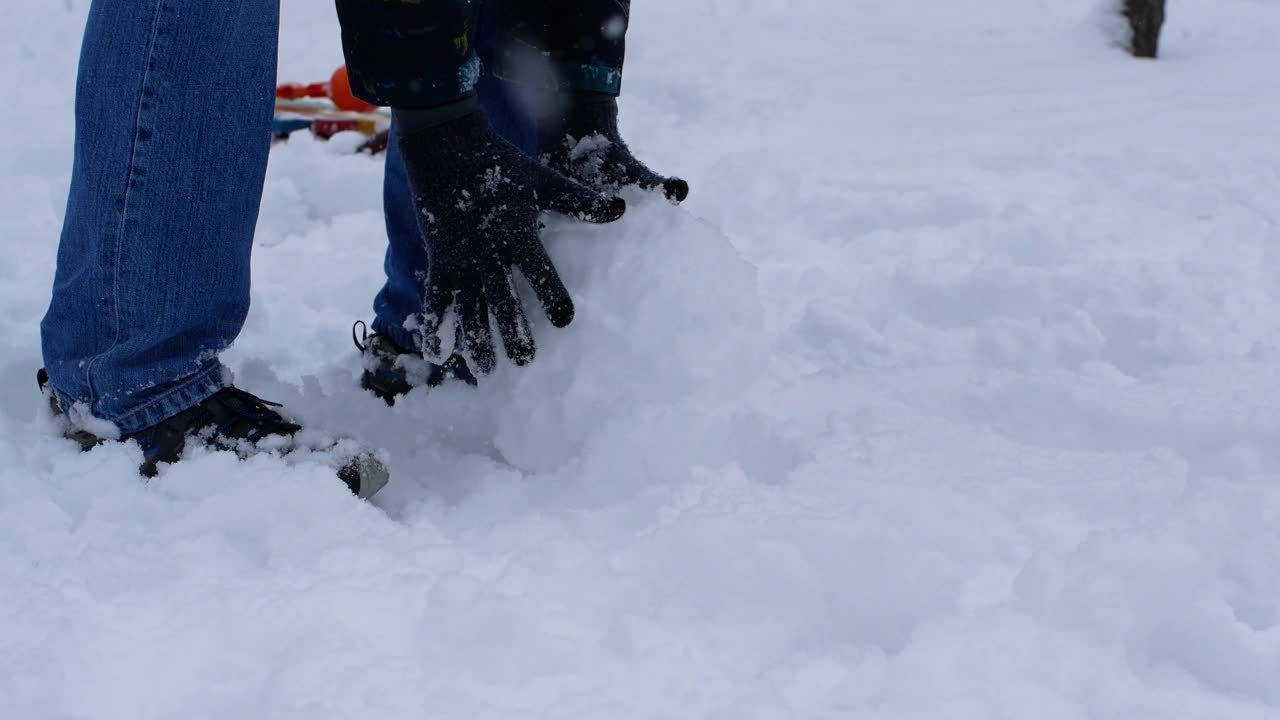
[
  {"x1": 371, "y1": 315, "x2": 422, "y2": 354},
  {"x1": 106, "y1": 363, "x2": 227, "y2": 435}
]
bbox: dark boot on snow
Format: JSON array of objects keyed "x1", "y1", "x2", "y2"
[
  {"x1": 353, "y1": 321, "x2": 477, "y2": 406},
  {"x1": 37, "y1": 369, "x2": 388, "y2": 499}
]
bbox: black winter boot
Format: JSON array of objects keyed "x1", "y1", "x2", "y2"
[
  {"x1": 37, "y1": 369, "x2": 389, "y2": 499},
  {"x1": 353, "y1": 322, "x2": 476, "y2": 406}
]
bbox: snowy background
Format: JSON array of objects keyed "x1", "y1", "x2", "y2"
[{"x1": 3, "y1": 1, "x2": 1280, "y2": 717}]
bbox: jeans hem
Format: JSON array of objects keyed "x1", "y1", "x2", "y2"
[
  {"x1": 107, "y1": 362, "x2": 227, "y2": 435},
  {"x1": 371, "y1": 314, "x2": 421, "y2": 354}
]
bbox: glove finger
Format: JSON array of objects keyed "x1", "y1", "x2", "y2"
[
  {"x1": 516, "y1": 240, "x2": 575, "y2": 329},
  {"x1": 457, "y1": 283, "x2": 496, "y2": 375},
  {"x1": 610, "y1": 150, "x2": 689, "y2": 203},
  {"x1": 610, "y1": 151, "x2": 660, "y2": 187},
  {"x1": 537, "y1": 165, "x2": 626, "y2": 223},
  {"x1": 660, "y1": 177, "x2": 690, "y2": 203},
  {"x1": 420, "y1": 276, "x2": 455, "y2": 358},
  {"x1": 484, "y1": 270, "x2": 536, "y2": 366}
]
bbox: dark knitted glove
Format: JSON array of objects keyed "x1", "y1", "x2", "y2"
[
  {"x1": 396, "y1": 101, "x2": 625, "y2": 373},
  {"x1": 537, "y1": 93, "x2": 689, "y2": 203}
]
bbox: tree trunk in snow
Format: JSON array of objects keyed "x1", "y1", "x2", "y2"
[{"x1": 1124, "y1": 0, "x2": 1166, "y2": 58}]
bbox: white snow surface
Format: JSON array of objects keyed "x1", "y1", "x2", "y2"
[{"x1": 4, "y1": 1, "x2": 1280, "y2": 718}]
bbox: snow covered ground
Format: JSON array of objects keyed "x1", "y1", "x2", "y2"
[{"x1": 3, "y1": 0, "x2": 1280, "y2": 717}]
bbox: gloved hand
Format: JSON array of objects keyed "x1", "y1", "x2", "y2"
[
  {"x1": 537, "y1": 93, "x2": 689, "y2": 203},
  {"x1": 395, "y1": 98, "x2": 626, "y2": 374}
]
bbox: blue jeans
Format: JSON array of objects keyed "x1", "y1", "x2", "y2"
[
  {"x1": 41, "y1": 0, "x2": 280, "y2": 434},
  {"x1": 41, "y1": 0, "x2": 620, "y2": 434}
]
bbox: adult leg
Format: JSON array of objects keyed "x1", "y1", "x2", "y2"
[{"x1": 41, "y1": 0, "x2": 280, "y2": 434}]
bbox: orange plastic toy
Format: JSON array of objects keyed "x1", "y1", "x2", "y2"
[
  {"x1": 275, "y1": 65, "x2": 377, "y2": 113},
  {"x1": 328, "y1": 65, "x2": 376, "y2": 112}
]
